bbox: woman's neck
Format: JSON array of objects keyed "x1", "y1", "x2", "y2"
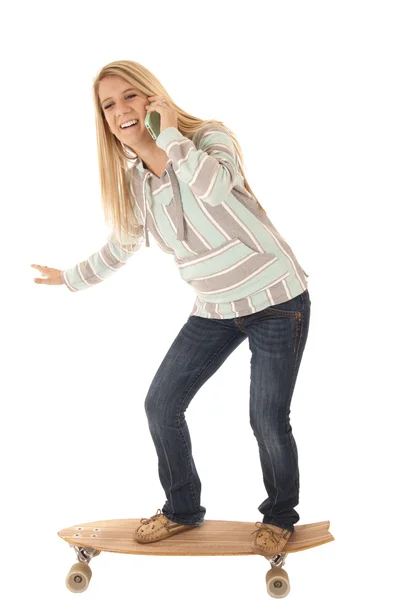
[{"x1": 138, "y1": 147, "x2": 168, "y2": 178}]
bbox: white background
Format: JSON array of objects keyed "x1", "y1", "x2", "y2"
[{"x1": 2, "y1": 1, "x2": 400, "y2": 598}]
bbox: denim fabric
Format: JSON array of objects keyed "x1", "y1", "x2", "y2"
[{"x1": 144, "y1": 289, "x2": 311, "y2": 532}]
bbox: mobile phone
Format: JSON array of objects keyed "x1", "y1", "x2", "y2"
[{"x1": 144, "y1": 105, "x2": 161, "y2": 140}]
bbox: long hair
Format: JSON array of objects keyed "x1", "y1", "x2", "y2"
[{"x1": 92, "y1": 60, "x2": 267, "y2": 252}]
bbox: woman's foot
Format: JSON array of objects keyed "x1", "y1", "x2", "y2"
[
  {"x1": 252, "y1": 521, "x2": 293, "y2": 555},
  {"x1": 134, "y1": 508, "x2": 201, "y2": 544}
]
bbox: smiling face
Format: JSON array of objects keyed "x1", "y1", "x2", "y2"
[{"x1": 98, "y1": 75, "x2": 150, "y2": 147}]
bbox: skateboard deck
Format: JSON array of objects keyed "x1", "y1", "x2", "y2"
[{"x1": 58, "y1": 518, "x2": 334, "y2": 597}]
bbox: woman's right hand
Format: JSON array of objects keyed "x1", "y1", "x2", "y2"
[{"x1": 31, "y1": 264, "x2": 64, "y2": 286}]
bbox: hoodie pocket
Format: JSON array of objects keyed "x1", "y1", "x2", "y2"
[{"x1": 175, "y1": 237, "x2": 279, "y2": 302}]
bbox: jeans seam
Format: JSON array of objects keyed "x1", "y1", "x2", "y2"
[
  {"x1": 294, "y1": 312, "x2": 302, "y2": 353},
  {"x1": 287, "y1": 294, "x2": 306, "y2": 466},
  {"x1": 155, "y1": 421, "x2": 175, "y2": 512},
  {"x1": 266, "y1": 441, "x2": 278, "y2": 520}
]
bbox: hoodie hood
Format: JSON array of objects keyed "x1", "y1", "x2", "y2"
[{"x1": 134, "y1": 156, "x2": 185, "y2": 248}]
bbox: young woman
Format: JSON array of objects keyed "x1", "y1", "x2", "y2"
[{"x1": 31, "y1": 60, "x2": 311, "y2": 557}]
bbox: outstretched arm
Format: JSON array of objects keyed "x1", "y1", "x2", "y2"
[{"x1": 61, "y1": 227, "x2": 143, "y2": 292}]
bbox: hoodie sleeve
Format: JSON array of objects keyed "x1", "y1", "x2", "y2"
[
  {"x1": 155, "y1": 124, "x2": 239, "y2": 207},
  {"x1": 61, "y1": 226, "x2": 143, "y2": 292}
]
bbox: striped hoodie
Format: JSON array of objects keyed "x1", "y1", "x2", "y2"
[{"x1": 61, "y1": 124, "x2": 309, "y2": 319}]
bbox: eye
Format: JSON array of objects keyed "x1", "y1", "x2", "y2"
[{"x1": 104, "y1": 94, "x2": 136, "y2": 110}]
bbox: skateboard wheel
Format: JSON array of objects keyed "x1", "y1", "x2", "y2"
[
  {"x1": 265, "y1": 567, "x2": 290, "y2": 598},
  {"x1": 66, "y1": 562, "x2": 92, "y2": 593}
]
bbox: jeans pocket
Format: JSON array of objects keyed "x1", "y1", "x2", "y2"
[{"x1": 263, "y1": 290, "x2": 308, "y2": 316}]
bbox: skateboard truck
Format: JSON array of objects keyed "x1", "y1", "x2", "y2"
[
  {"x1": 69, "y1": 544, "x2": 101, "y2": 563},
  {"x1": 266, "y1": 553, "x2": 287, "y2": 568}
]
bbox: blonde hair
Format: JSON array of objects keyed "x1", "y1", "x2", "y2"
[{"x1": 92, "y1": 60, "x2": 267, "y2": 252}]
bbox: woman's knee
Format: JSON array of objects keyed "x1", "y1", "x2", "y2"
[
  {"x1": 144, "y1": 388, "x2": 161, "y2": 420},
  {"x1": 144, "y1": 384, "x2": 178, "y2": 423}
]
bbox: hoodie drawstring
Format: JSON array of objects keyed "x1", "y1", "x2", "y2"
[{"x1": 142, "y1": 163, "x2": 185, "y2": 248}]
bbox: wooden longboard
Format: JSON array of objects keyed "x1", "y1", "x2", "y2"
[
  {"x1": 58, "y1": 519, "x2": 334, "y2": 596},
  {"x1": 58, "y1": 518, "x2": 333, "y2": 556}
]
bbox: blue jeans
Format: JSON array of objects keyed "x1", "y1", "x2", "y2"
[{"x1": 144, "y1": 289, "x2": 311, "y2": 532}]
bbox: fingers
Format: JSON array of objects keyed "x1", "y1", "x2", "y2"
[
  {"x1": 31, "y1": 264, "x2": 63, "y2": 285},
  {"x1": 31, "y1": 264, "x2": 50, "y2": 284}
]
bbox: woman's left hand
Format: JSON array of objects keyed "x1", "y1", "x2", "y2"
[{"x1": 145, "y1": 96, "x2": 178, "y2": 133}]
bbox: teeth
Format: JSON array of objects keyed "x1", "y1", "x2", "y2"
[{"x1": 121, "y1": 119, "x2": 138, "y2": 128}]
